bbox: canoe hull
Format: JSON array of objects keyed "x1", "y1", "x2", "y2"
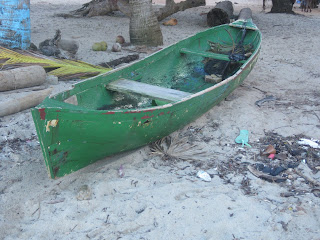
[{"x1": 32, "y1": 24, "x2": 261, "y2": 178}]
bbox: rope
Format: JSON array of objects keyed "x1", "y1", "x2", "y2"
[{"x1": 229, "y1": 22, "x2": 247, "y2": 62}]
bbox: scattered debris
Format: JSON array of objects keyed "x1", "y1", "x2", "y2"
[
  {"x1": 259, "y1": 132, "x2": 320, "y2": 171},
  {"x1": 46, "y1": 198, "x2": 65, "y2": 204},
  {"x1": 298, "y1": 138, "x2": 320, "y2": 149},
  {"x1": 235, "y1": 129, "x2": 252, "y2": 147},
  {"x1": 240, "y1": 176, "x2": 254, "y2": 195},
  {"x1": 111, "y1": 43, "x2": 122, "y2": 52},
  {"x1": 122, "y1": 45, "x2": 161, "y2": 54},
  {"x1": 255, "y1": 163, "x2": 287, "y2": 176},
  {"x1": 77, "y1": 185, "x2": 92, "y2": 201},
  {"x1": 255, "y1": 95, "x2": 276, "y2": 107},
  {"x1": 118, "y1": 165, "x2": 125, "y2": 178},
  {"x1": 99, "y1": 54, "x2": 139, "y2": 68},
  {"x1": 150, "y1": 135, "x2": 208, "y2": 162},
  {"x1": 268, "y1": 153, "x2": 275, "y2": 160},
  {"x1": 261, "y1": 145, "x2": 276, "y2": 156},
  {"x1": 311, "y1": 188, "x2": 320, "y2": 198},
  {"x1": 135, "y1": 206, "x2": 146, "y2": 214},
  {"x1": 280, "y1": 192, "x2": 294, "y2": 197},
  {"x1": 248, "y1": 165, "x2": 287, "y2": 183},
  {"x1": 196, "y1": 170, "x2": 212, "y2": 182},
  {"x1": 294, "y1": 168, "x2": 320, "y2": 187},
  {"x1": 205, "y1": 74, "x2": 222, "y2": 84},
  {"x1": 163, "y1": 18, "x2": 178, "y2": 26}
]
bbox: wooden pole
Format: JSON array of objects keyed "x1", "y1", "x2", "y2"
[
  {"x1": 0, "y1": 88, "x2": 52, "y2": 117},
  {"x1": 0, "y1": 65, "x2": 47, "y2": 92}
]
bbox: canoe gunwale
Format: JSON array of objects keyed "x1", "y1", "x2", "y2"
[{"x1": 37, "y1": 51, "x2": 260, "y2": 115}]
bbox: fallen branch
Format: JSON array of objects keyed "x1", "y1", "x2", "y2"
[
  {"x1": 98, "y1": 54, "x2": 139, "y2": 68},
  {"x1": 46, "y1": 198, "x2": 66, "y2": 204},
  {"x1": 294, "y1": 169, "x2": 320, "y2": 187},
  {"x1": 248, "y1": 165, "x2": 287, "y2": 183}
]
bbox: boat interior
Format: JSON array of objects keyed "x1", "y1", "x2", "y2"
[{"x1": 51, "y1": 25, "x2": 261, "y2": 111}]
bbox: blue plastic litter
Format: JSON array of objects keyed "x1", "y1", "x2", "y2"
[
  {"x1": 0, "y1": 0, "x2": 30, "y2": 49},
  {"x1": 235, "y1": 129, "x2": 252, "y2": 147}
]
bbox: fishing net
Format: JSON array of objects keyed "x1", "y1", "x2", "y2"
[{"x1": 0, "y1": 47, "x2": 111, "y2": 80}]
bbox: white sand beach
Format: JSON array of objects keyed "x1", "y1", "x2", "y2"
[{"x1": 1, "y1": 0, "x2": 320, "y2": 239}]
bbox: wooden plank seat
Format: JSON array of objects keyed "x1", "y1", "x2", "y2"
[
  {"x1": 106, "y1": 79, "x2": 192, "y2": 102},
  {"x1": 180, "y1": 48, "x2": 246, "y2": 64}
]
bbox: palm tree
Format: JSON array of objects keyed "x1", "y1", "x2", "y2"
[{"x1": 129, "y1": 0, "x2": 163, "y2": 46}]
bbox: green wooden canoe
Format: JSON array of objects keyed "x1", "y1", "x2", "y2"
[{"x1": 32, "y1": 19, "x2": 261, "y2": 179}]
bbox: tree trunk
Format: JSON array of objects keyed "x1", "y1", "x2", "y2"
[
  {"x1": 310, "y1": 0, "x2": 319, "y2": 8},
  {"x1": 271, "y1": 0, "x2": 294, "y2": 13},
  {"x1": 207, "y1": 1, "x2": 234, "y2": 27},
  {"x1": 68, "y1": 0, "x2": 120, "y2": 17},
  {"x1": 129, "y1": 0, "x2": 163, "y2": 46}
]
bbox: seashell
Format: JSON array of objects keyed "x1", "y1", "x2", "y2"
[
  {"x1": 116, "y1": 35, "x2": 125, "y2": 44},
  {"x1": 112, "y1": 43, "x2": 122, "y2": 52},
  {"x1": 197, "y1": 170, "x2": 211, "y2": 182},
  {"x1": 262, "y1": 144, "x2": 276, "y2": 155}
]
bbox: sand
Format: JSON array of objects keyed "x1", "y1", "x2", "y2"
[{"x1": 1, "y1": 0, "x2": 320, "y2": 239}]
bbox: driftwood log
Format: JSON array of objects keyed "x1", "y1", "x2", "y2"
[
  {"x1": 57, "y1": 0, "x2": 205, "y2": 21},
  {"x1": 0, "y1": 66, "x2": 46, "y2": 92},
  {"x1": 99, "y1": 54, "x2": 139, "y2": 68},
  {"x1": 0, "y1": 88, "x2": 52, "y2": 117},
  {"x1": 207, "y1": 1, "x2": 234, "y2": 27}
]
